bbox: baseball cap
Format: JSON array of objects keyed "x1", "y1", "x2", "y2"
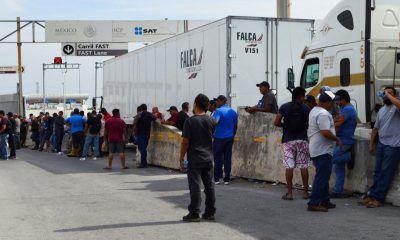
[
  {"x1": 320, "y1": 86, "x2": 332, "y2": 92},
  {"x1": 256, "y1": 81, "x2": 270, "y2": 88},
  {"x1": 216, "y1": 95, "x2": 227, "y2": 101},
  {"x1": 167, "y1": 106, "x2": 178, "y2": 112},
  {"x1": 318, "y1": 91, "x2": 337, "y2": 102}
]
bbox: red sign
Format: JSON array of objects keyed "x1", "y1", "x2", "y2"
[{"x1": 54, "y1": 57, "x2": 63, "y2": 64}]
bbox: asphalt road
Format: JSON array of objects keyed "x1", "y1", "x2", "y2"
[{"x1": 0, "y1": 149, "x2": 399, "y2": 240}]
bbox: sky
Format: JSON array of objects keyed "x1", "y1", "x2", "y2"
[{"x1": 0, "y1": 0, "x2": 342, "y2": 103}]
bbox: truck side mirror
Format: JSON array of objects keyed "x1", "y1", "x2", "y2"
[
  {"x1": 287, "y1": 68, "x2": 295, "y2": 90},
  {"x1": 92, "y1": 98, "x2": 97, "y2": 110}
]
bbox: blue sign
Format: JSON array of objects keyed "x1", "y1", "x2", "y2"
[{"x1": 134, "y1": 27, "x2": 143, "y2": 36}]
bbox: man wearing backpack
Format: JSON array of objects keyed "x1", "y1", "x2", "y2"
[{"x1": 274, "y1": 87, "x2": 310, "y2": 200}]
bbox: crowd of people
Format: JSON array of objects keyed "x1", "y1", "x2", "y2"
[
  {"x1": 171, "y1": 82, "x2": 399, "y2": 221},
  {"x1": 0, "y1": 80, "x2": 399, "y2": 221}
]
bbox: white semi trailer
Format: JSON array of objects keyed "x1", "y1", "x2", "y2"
[{"x1": 103, "y1": 16, "x2": 314, "y2": 118}]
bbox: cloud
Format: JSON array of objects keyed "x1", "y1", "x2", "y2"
[{"x1": 3, "y1": 0, "x2": 24, "y2": 12}]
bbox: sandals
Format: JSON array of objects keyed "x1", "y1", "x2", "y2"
[{"x1": 282, "y1": 193, "x2": 294, "y2": 201}]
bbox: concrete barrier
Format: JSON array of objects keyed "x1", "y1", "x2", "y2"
[
  {"x1": 138, "y1": 122, "x2": 182, "y2": 170},
  {"x1": 145, "y1": 110, "x2": 400, "y2": 206}
]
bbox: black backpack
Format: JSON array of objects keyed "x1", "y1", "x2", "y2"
[{"x1": 285, "y1": 102, "x2": 308, "y2": 132}]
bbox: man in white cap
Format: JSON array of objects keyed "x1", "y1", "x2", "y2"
[{"x1": 307, "y1": 91, "x2": 342, "y2": 212}]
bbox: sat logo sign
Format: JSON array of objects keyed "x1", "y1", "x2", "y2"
[{"x1": 134, "y1": 26, "x2": 158, "y2": 36}]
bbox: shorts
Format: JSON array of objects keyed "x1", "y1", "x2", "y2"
[
  {"x1": 282, "y1": 140, "x2": 310, "y2": 169},
  {"x1": 108, "y1": 142, "x2": 125, "y2": 153}
]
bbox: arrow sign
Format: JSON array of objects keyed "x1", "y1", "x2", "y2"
[{"x1": 63, "y1": 44, "x2": 75, "y2": 55}]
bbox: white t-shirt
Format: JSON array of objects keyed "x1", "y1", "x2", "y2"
[
  {"x1": 307, "y1": 106, "x2": 336, "y2": 158},
  {"x1": 14, "y1": 118, "x2": 21, "y2": 133}
]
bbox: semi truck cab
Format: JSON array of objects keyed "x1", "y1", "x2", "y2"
[{"x1": 290, "y1": 0, "x2": 400, "y2": 124}]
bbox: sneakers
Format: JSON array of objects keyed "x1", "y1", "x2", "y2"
[
  {"x1": 57, "y1": 152, "x2": 64, "y2": 156},
  {"x1": 93, "y1": 157, "x2": 97, "y2": 161},
  {"x1": 321, "y1": 202, "x2": 336, "y2": 209},
  {"x1": 182, "y1": 213, "x2": 201, "y2": 222},
  {"x1": 79, "y1": 157, "x2": 86, "y2": 161},
  {"x1": 224, "y1": 181, "x2": 230, "y2": 185},
  {"x1": 358, "y1": 197, "x2": 373, "y2": 206},
  {"x1": 307, "y1": 205, "x2": 329, "y2": 212},
  {"x1": 367, "y1": 199, "x2": 383, "y2": 208},
  {"x1": 202, "y1": 214, "x2": 216, "y2": 221}
]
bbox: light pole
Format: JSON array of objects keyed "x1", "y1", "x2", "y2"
[{"x1": 94, "y1": 62, "x2": 103, "y2": 110}]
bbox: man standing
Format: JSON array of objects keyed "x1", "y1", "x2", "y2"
[
  {"x1": 6, "y1": 112, "x2": 17, "y2": 159},
  {"x1": 307, "y1": 91, "x2": 341, "y2": 212},
  {"x1": 0, "y1": 111, "x2": 9, "y2": 160},
  {"x1": 179, "y1": 94, "x2": 216, "y2": 222},
  {"x1": 104, "y1": 109, "x2": 129, "y2": 170},
  {"x1": 31, "y1": 115, "x2": 40, "y2": 150},
  {"x1": 213, "y1": 95, "x2": 238, "y2": 185},
  {"x1": 163, "y1": 106, "x2": 179, "y2": 127},
  {"x1": 305, "y1": 95, "x2": 317, "y2": 110},
  {"x1": 101, "y1": 108, "x2": 112, "y2": 121},
  {"x1": 208, "y1": 100, "x2": 217, "y2": 116},
  {"x1": 135, "y1": 104, "x2": 156, "y2": 168},
  {"x1": 246, "y1": 81, "x2": 278, "y2": 114},
  {"x1": 331, "y1": 90, "x2": 357, "y2": 198},
  {"x1": 360, "y1": 87, "x2": 400, "y2": 208},
  {"x1": 65, "y1": 109, "x2": 86, "y2": 157},
  {"x1": 175, "y1": 102, "x2": 190, "y2": 131},
  {"x1": 20, "y1": 116, "x2": 28, "y2": 148},
  {"x1": 14, "y1": 114, "x2": 21, "y2": 149},
  {"x1": 54, "y1": 111, "x2": 65, "y2": 155},
  {"x1": 152, "y1": 106, "x2": 163, "y2": 120},
  {"x1": 80, "y1": 112, "x2": 101, "y2": 161},
  {"x1": 38, "y1": 113, "x2": 49, "y2": 152},
  {"x1": 274, "y1": 87, "x2": 310, "y2": 200}
]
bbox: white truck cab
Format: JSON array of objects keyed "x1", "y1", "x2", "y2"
[{"x1": 290, "y1": 0, "x2": 400, "y2": 124}]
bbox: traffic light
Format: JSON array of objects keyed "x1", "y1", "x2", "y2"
[{"x1": 54, "y1": 57, "x2": 63, "y2": 64}]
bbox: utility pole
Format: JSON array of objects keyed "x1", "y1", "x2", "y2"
[
  {"x1": 16, "y1": 17, "x2": 24, "y2": 116},
  {"x1": 94, "y1": 62, "x2": 103, "y2": 110},
  {"x1": 277, "y1": 0, "x2": 292, "y2": 18}
]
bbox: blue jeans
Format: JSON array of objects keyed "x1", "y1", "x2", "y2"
[
  {"x1": 50, "y1": 132, "x2": 57, "y2": 151},
  {"x1": 0, "y1": 133, "x2": 8, "y2": 160},
  {"x1": 55, "y1": 130, "x2": 64, "y2": 153},
  {"x1": 82, "y1": 134, "x2": 100, "y2": 158},
  {"x1": 368, "y1": 142, "x2": 400, "y2": 202},
  {"x1": 308, "y1": 154, "x2": 333, "y2": 206},
  {"x1": 136, "y1": 135, "x2": 150, "y2": 167},
  {"x1": 39, "y1": 129, "x2": 46, "y2": 149},
  {"x1": 332, "y1": 144, "x2": 353, "y2": 194},
  {"x1": 31, "y1": 131, "x2": 40, "y2": 149},
  {"x1": 213, "y1": 137, "x2": 234, "y2": 182}
]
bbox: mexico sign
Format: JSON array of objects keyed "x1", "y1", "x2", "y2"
[{"x1": 46, "y1": 20, "x2": 209, "y2": 43}]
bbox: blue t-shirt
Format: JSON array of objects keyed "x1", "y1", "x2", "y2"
[
  {"x1": 66, "y1": 115, "x2": 86, "y2": 134},
  {"x1": 213, "y1": 104, "x2": 238, "y2": 139},
  {"x1": 337, "y1": 104, "x2": 357, "y2": 145},
  {"x1": 279, "y1": 102, "x2": 310, "y2": 143}
]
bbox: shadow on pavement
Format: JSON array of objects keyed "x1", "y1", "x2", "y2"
[
  {"x1": 18, "y1": 149, "x2": 179, "y2": 177},
  {"x1": 54, "y1": 220, "x2": 185, "y2": 232}
]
